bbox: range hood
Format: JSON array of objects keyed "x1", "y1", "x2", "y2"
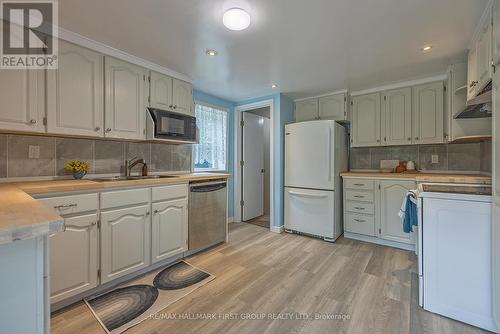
[{"x1": 454, "y1": 82, "x2": 492, "y2": 119}]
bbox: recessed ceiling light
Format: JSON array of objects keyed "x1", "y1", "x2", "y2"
[
  {"x1": 271, "y1": 84, "x2": 278, "y2": 89},
  {"x1": 223, "y1": 8, "x2": 251, "y2": 31},
  {"x1": 422, "y1": 45, "x2": 433, "y2": 52},
  {"x1": 206, "y1": 49, "x2": 218, "y2": 56}
]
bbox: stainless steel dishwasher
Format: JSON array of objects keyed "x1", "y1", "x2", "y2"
[{"x1": 188, "y1": 180, "x2": 227, "y2": 251}]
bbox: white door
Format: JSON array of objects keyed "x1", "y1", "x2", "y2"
[
  {"x1": 494, "y1": 0, "x2": 500, "y2": 66},
  {"x1": 284, "y1": 188, "x2": 334, "y2": 239},
  {"x1": 379, "y1": 180, "x2": 415, "y2": 244},
  {"x1": 285, "y1": 121, "x2": 335, "y2": 190},
  {"x1": 319, "y1": 93, "x2": 346, "y2": 121},
  {"x1": 295, "y1": 98, "x2": 318, "y2": 122},
  {"x1": 151, "y1": 198, "x2": 188, "y2": 263},
  {"x1": 476, "y1": 16, "x2": 493, "y2": 92},
  {"x1": 351, "y1": 93, "x2": 381, "y2": 147},
  {"x1": 383, "y1": 88, "x2": 412, "y2": 146},
  {"x1": 150, "y1": 71, "x2": 173, "y2": 111},
  {"x1": 47, "y1": 41, "x2": 104, "y2": 137},
  {"x1": 493, "y1": 65, "x2": 500, "y2": 329},
  {"x1": 412, "y1": 82, "x2": 444, "y2": 144},
  {"x1": 0, "y1": 69, "x2": 45, "y2": 132},
  {"x1": 172, "y1": 79, "x2": 193, "y2": 116},
  {"x1": 49, "y1": 213, "x2": 98, "y2": 303},
  {"x1": 468, "y1": 48, "x2": 478, "y2": 101},
  {"x1": 100, "y1": 205, "x2": 150, "y2": 283},
  {"x1": 242, "y1": 112, "x2": 265, "y2": 221},
  {"x1": 105, "y1": 57, "x2": 147, "y2": 140}
]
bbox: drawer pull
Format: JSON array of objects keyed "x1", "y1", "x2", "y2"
[
  {"x1": 353, "y1": 195, "x2": 365, "y2": 198},
  {"x1": 354, "y1": 219, "x2": 366, "y2": 223},
  {"x1": 354, "y1": 207, "x2": 365, "y2": 210},
  {"x1": 289, "y1": 191, "x2": 328, "y2": 199},
  {"x1": 153, "y1": 210, "x2": 159, "y2": 214},
  {"x1": 353, "y1": 183, "x2": 365, "y2": 186},
  {"x1": 54, "y1": 203, "x2": 77, "y2": 209}
]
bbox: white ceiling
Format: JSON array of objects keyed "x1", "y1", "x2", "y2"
[{"x1": 59, "y1": 0, "x2": 488, "y2": 101}]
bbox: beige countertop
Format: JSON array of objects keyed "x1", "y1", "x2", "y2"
[
  {"x1": 340, "y1": 172, "x2": 491, "y2": 184},
  {"x1": 0, "y1": 173, "x2": 231, "y2": 245}
]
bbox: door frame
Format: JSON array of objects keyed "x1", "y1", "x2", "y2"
[{"x1": 234, "y1": 99, "x2": 275, "y2": 232}]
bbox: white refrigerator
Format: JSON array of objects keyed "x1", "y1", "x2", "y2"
[{"x1": 284, "y1": 120, "x2": 348, "y2": 241}]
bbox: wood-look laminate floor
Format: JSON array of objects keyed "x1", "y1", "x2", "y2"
[
  {"x1": 51, "y1": 223, "x2": 488, "y2": 334},
  {"x1": 244, "y1": 215, "x2": 270, "y2": 228}
]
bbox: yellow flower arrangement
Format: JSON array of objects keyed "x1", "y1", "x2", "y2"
[{"x1": 66, "y1": 160, "x2": 90, "y2": 173}]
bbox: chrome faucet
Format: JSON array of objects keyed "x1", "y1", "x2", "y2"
[{"x1": 124, "y1": 157, "x2": 146, "y2": 176}]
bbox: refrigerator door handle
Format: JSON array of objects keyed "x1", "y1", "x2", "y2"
[
  {"x1": 328, "y1": 127, "x2": 332, "y2": 182},
  {"x1": 288, "y1": 190, "x2": 328, "y2": 199}
]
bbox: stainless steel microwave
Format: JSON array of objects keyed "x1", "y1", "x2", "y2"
[{"x1": 146, "y1": 108, "x2": 197, "y2": 143}]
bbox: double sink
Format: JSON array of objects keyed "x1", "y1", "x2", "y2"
[{"x1": 91, "y1": 175, "x2": 178, "y2": 182}]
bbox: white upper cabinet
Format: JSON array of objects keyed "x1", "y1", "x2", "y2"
[
  {"x1": 47, "y1": 41, "x2": 104, "y2": 137},
  {"x1": 172, "y1": 79, "x2": 194, "y2": 116},
  {"x1": 379, "y1": 180, "x2": 415, "y2": 245},
  {"x1": 319, "y1": 93, "x2": 347, "y2": 121},
  {"x1": 468, "y1": 48, "x2": 478, "y2": 101},
  {"x1": 150, "y1": 71, "x2": 173, "y2": 111},
  {"x1": 383, "y1": 88, "x2": 412, "y2": 146},
  {"x1": 352, "y1": 93, "x2": 381, "y2": 147},
  {"x1": 476, "y1": 14, "x2": 493, "y2": 93},
  {"x1": 105, "y1": 57, "x2": 147, "y2": 140},
  {"x1": 0, "y1": 69, "x2": 45, "y2": 132},
  {"x1": 295, "y1": 98, "x2": 319, "y2": 122},
  {"x1": 494, "y1": 0, "x2": 500, "y2": 65},
  {"x1": 412, "y1": 82, "x2": 444, "y2": 145}
]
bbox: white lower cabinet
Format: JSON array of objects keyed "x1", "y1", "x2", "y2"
[
  {"x1": 343, "y1": 177, "x2": 416, "y2": 249},
  {"x1": 100, "y1": 204, "x2": 151, "y2": 283},
  {"x1": 379, "y1": 180, "x2": 415, "y2": 244},
  {"x1": 49, "y1": 213, "x2": 99, "y2": 303},
  {"x1": 151, "y1": 198, "x2": 188, "y2": 263}
]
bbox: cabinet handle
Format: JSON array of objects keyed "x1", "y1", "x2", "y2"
[
  {"x1": 91, "y1": 222, "x2": 97, "y2": 226},
  {"x1": 95, "y1": 126, "x2": 101, "y2": 131},
  {"x1": 377, "y1": 139, "x2": 381, "y2": 143},
  {"x1": 353, "y1": 195, "x2": 365, "y2": 198},
  {"x1": 105, "y1": 128, "x2": 111, "y2": 133},
  {"x1": 173, "y1": 105, "x2": 177, "y2": 109},
  {"x1": 408, "y1": 137, "x2": 411, "y2": 141},
  {"x1": 470, "y1": 80, "x2": 478, "y2": 88},
  {"x1": 354, "y1": 207, "x2": 365, "y2": 210},
  {"x1": 53, "y1": 203, "x2": 77, "y2": 209},
  {"x1": 29, "y1": 119, "x2": 37, "y2": 124},
  {"x1": 145, "y1": 211, "x2": 150, "y2": 216},
  {"x1": 354, "y1": 219, "x2": 366, "y2": 223},
  {"x1": 169, "y1": 104, "x2": 173, "y2": 108},
  {"x1": 153, "y1": 210, "x2": 159, "y2": 214},
  {"x1": 414, "y1": 137, "x2": 419, "y2": 140},
  {"x1": 353, "y1": 183, "x2": 365, "y2": 186}
]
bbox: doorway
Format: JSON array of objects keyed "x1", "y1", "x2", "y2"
[{"x1": 241, "y1": 107, "x2": 271, "y2": 228}]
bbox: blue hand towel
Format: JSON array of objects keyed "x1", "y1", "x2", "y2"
[{"x1": 402, "y1": 193, "x2": 417, "y2": 233}]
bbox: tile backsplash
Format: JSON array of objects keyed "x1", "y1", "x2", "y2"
[
  {"x1": 0, "y1": 134, "x2": 192, "y2": 179},
  {"x1": 350, "y1": 141, "x2": 492, "y2": 174}
]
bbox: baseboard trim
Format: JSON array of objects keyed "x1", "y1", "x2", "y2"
[
  {"x1": 270, "y1": 225, "x2": 284, "y2": 234},
  {"x1": 344, "y1": 232, "x2": 415, "y2": 251},
  {"x1": 228, "y1": 216, "x2": 235, "y2": 223}
]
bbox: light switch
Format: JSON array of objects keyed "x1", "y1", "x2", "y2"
[
  {"x1": 28, "y1": 145, "x2": 40, "y2": 159},
  {"x1": 431, "y1": 154, "x2": 439, "y2": 164}
]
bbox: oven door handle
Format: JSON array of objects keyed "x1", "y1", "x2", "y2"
[{"x1": 190, "y1": 183, "x2": 227, "y2": 193}]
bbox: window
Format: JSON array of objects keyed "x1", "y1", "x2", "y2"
[{"x1": 193, "y1": 103, "x2": 228, "y2": 171}]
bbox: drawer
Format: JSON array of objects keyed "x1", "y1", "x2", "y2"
[
  {"x1": 152, "y1": 184, "x2": 188, "y2": 202},
  {"x1": 39, "y1": 193, "x2": 98, "y2": 216},
  {"x1": 344, "y1": 178, "x2": 375, "y2": 190},
  {"x1": 344, "y1": 213, "x2": 375, "y2": 236},
  {"x1": 345, "y1": 201, "x2": 375, "y2": 215},
  {"x1": 345, "y1": 190, "x2": 374, "y2": 202},
  {"x1": 100, "y1": 188, "x2": 150, "y2": 209}
]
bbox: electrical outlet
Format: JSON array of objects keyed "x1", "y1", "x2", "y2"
[
  {"x1": 431, "y1": 154, "x2": 439, "y2": 164},
  {"x1": 28, "y1": 145, "x2": 40, "y2": 159}
]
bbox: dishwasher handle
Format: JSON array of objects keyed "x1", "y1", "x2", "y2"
[{"x1": 190, "y1": 182, "x2": 226, "y2": 193}]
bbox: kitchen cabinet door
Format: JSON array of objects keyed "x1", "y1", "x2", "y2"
[
  {"x1": 295, "y1": 98, "x2": 318, "y2": 122},
  {"x1": 0, "y1": 69, "x2": 45, "y2": 133},
  {"x1": 47, "y1": 41, "x2": 104, "y2": 137},
  {"x1": 468, "y1": 48, "x2": 478, "y2": 101},
  {"x1": 412, "y1": 82, "x2": 444, "y2": 145},
  {"x1": 351, "y1": 93, "x2": 381, "y2": 147},
  {"x1": 172, "y1": 79, "x2": 194, "y2": 116},
  {"x1": 383, "y1": 88, "x2": 412, "y2": 146},
  {"x1": 150, "y1": 71, "x2": 173, "y2": 111},
  {"x1": 151, "y1": 198, "x2": 188, "y2": 263},
  {"x1": 319, "y1": 93, "x2": 346, "y2": 121},
  {"x1": 494, "y1": 66, "x2": 500, "y2": 196},
  {"x1": 379, "y1": 180, "x2": 415, "y2": 245},
  {"x1": 476, "y1": 14, "x2": 493, "y2": 93},
  {"x1": 105, "y1": 57, "x2": 147, "y2": 140},
  {"x1": 100, "y1": 205, "x2": 150, "y2": 283},
  {"x1": 49, "y1": 213, "x2": 98, "y2": 303},
  {"x1": 494, "y1": 0, "x2": 500, "y2": 66}
]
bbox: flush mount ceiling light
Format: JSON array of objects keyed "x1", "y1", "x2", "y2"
[
  {"x1": 206, "y1": 49, "x2": 218, "y2": 56},
  {"x1": 421, "y1": 44, "x2": 433, "y2": 52},
  {"x1": 223, "y1": 8, "x2": 251, "y2": 31},
  {"x1": 271, "y1": 84, "x2": 278, "y2": 89}
]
